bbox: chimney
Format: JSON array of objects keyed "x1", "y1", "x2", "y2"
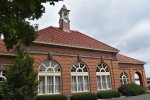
[{"x1": 58, "y1": 5, "x2": 70, "y2": 31}]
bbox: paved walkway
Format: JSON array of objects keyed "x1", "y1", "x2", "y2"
[{"x1": 98, "y1": 94, "x2": 150, "y2": 100}]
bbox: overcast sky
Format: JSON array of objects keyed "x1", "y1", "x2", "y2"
[{"x1": 30, "y1": 0, "x2": 150, "y2": 77}]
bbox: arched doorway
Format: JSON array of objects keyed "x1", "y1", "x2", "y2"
[{"x1": 134, "y1": 72, "x2": 143, "y2": 86}]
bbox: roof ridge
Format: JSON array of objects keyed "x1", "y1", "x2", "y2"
[{"x1": 38, "y1": 26, "x2": 58, "y2": 32}]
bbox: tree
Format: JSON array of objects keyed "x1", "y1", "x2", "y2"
[
  {"x1": 0, "y1": 0, "x2": 63, "y2": 49},
  {"x1": 0, "y1": 48, "x2": 38, "y2": 100}
]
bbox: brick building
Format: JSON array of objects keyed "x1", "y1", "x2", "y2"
[{"x1": 0, "y1": 5, "x2": 147, "y2": 97}]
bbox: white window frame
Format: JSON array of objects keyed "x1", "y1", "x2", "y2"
[
  {"x1": 96, "y1": 63, "x2": 112, "y2": 91},
  {"x1": 38, "y1": 60, "x2": 61, "y2": 95},
  {"x1": 120, "y1": 72, "x2": 129, "y2": 85},
  {"x1": 0, "y1": 70, "x2": 6, "y2": 82},
  {"x1": 71, "y1": 62, "x2": 90, "y2": 93}
]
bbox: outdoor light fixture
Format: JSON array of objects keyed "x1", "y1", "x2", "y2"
[
  {"x1": 77, "y1": 54, "x2": 81, "y2": 62},
  {"x1": 100, "y1": 56, "x2": 105, "y2": 63},
  {"x1": 48, "y1": 52, "x2": 53, "y2": 60}
]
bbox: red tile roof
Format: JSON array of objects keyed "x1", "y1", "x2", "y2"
[
  {"x1": 35, "y1": 26, "x2": 118, "y2": 52},
  {"x1": 0, "y1": 27, "x2": 144, "y2": 64},
  {"x1": 0, "y1": 39, "x2": 15, "y2": 54},
  {"x1": 117, "y1": 54, "x2": 144, "y2": 64}
]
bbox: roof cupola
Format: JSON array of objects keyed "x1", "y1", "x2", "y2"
[{"x1": 58, "y1": 5, "x2": 70, "y2": 31}]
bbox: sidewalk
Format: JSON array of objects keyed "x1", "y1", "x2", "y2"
[{"x1": 97, "y1": 94, "x2": 150, "y2": 100}]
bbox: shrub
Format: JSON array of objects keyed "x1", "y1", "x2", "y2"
[
  {"x1": 118, "y1": 83, "x2": 145, "y2": 96},
  {"x1": 70, "y1": 92, "x2": 97, "y2": 100},
  {"x1": 148, "y1": 85, "x2": 150, "y2": 90},
  {"x1": 97, "y1": 90, "x2": 121, "y2": 99},
  {"x1": 0, "y1": 95, "x2": 3, "y2": 100},
  {"x1": 1, "y1": 48, "x2": 37, "y2": 100},
  {"x1": 37, "y1": 95, "x2": 67, "y2": 100},
  {"x1": 0, "y1": 83, "x2": 3, "y2": 100}
]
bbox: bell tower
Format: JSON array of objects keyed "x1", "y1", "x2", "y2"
[{"x1": 58, "y1": 5, "x2": 70, "y2": 31}]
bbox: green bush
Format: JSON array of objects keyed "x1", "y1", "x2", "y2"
[
  {"x1": 148, "y1": 85, "x2": 150, "y2": 90},
  {"x1": 97, "y1": 90, "x2": 121, "y2": 99},
  {"x1": 0, "y1": 83, "x2": 3, "y2": 100},
  {"x1": 37, "y1": 95, "x2": 67, "y2": 100},
  {"x1": 0, "y1": 95, "x2": 3, "y2": 100},
  {"x1": 118, "y1": 83, "x2": 145, "y2": 96},
  {"x1": 70, "y1": 92, "x2": 97, "y2": 100}
]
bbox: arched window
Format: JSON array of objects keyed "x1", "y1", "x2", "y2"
[
  {"x1": 0, "y1": 70, "x2": 6, "y2": 82},
  {"x1": 71, "y1": 62, "x2": 89, "y2": 93},
  {"x1": 38, "y1": 60, "x2": 61, "y2": 95},
  {"x1": 96, "y1": 63, "x2": 111, "y2": 90},
  {"x1": 120, "y1": 72, "x2": 129, "y2": 85}
]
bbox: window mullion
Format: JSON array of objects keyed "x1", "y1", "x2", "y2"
[
  {"x1": 87, "y1": 75, "x2": 91, "y2": 91},
  {"x1": 99, "y1": 76, "x2": 101, "y2": 90},
  {"x1": 45, "y1": 76, "x2": 47, "y2": 94},
  {"x1": 126, "y1": 77, "x2": 128, "y2": 83},
  {"x1": 100, "y1": 75, "x2": 103, "y2": 90},
  {"x1": 105, "y1": 75, "x2": 108, "y2": 89},
  {"x1": 83, "y1": 75, "x2": 85, "y2": 92},
  {"x1": 76, "y1": 76, "x2": 78, "y2": 92},
  {"x1": 54, "y1": 75, "x2": 55, "y2": 94}
]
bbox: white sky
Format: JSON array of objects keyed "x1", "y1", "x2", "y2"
[{"x1": 30, "y1": 0, "x2": 150, "y2": 77}]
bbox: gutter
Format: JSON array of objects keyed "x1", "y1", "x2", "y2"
[
  {"x1": 118, "y1": 61, "x2": 145, "y2": 65},
  {"x1": 0, "y1": 50, "x2": 114, "y2": 60},
  {"x1": 30, "y1": 50, "x2": 114, "y2": 60},
  {"x1": 33, "y1": 41, "x2": 119, "y2": 53},
  {"x1": 0, "y1": 53, "x2": 16, "y2": 57}
]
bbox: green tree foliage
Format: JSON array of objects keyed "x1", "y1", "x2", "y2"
[
  {"x1": 118, "y1": 83, "x2": 145, "y2": 96},
  {"x1": 0, "y1": 48, "x2": 38, "y2": 100},
  {"x1": 0, "y1": 0, "x2": 62, "y2": 49}
]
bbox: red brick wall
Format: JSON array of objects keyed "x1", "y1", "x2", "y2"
[
  {"x1": 0, "y1": 45, "x2": 147, "y2": 97},
  {"x1": 0, "y1": 56, "x2": 15, "y2": 63},
  {"x1": 32, "y1": 53, "x2": 123, "y2": 96},
  {"x1": 31, "y1": 45, "x2": 114, "y2": 58},
  {"x1": 118, "y1": 63, "x2": 147, "y2": 87}
]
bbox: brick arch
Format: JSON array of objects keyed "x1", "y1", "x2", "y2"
[
  {"x1": 71, "y1": 61, "x2": 89, "y2": 72},
  {"x1": 135, "y1": 71, "x2": 143, "y2": 86},
  {"x1": 38, "y1": 59, "x2": 62, "y2": 72},
  {"x1": 96, "y1": 62, "x2": 111, "y2": 73}
]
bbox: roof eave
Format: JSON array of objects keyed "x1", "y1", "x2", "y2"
[
  {"x1": 0, "y1": 53, "x2": 16, "y2": 56},
  {"x1": 33, "y1": 41, "x2": 119, "y2": 53},
  {"x1": 118, "y1": 61, "x2": 145, "y2": 65}
]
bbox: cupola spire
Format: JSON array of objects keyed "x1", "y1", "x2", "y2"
[{"x1": 58, "y1": 5, "x2": 70, "y2": 31}]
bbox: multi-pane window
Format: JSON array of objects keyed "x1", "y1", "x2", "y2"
[
  {"x1": 120, "y1": 72, "x2": 129, "y2": 85},
  {"x1": 0, "y1": 70, "x2": 6, "y2": 82},
  {"x1": 71, "y1": 62, "x2": 89, "y2": 93},
  {"x1": 96, "y1": 63, "x2": 111, "y2": 90},
  {"x1": 38, "y1": 60, "x2": 61, "y2": 95}
]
